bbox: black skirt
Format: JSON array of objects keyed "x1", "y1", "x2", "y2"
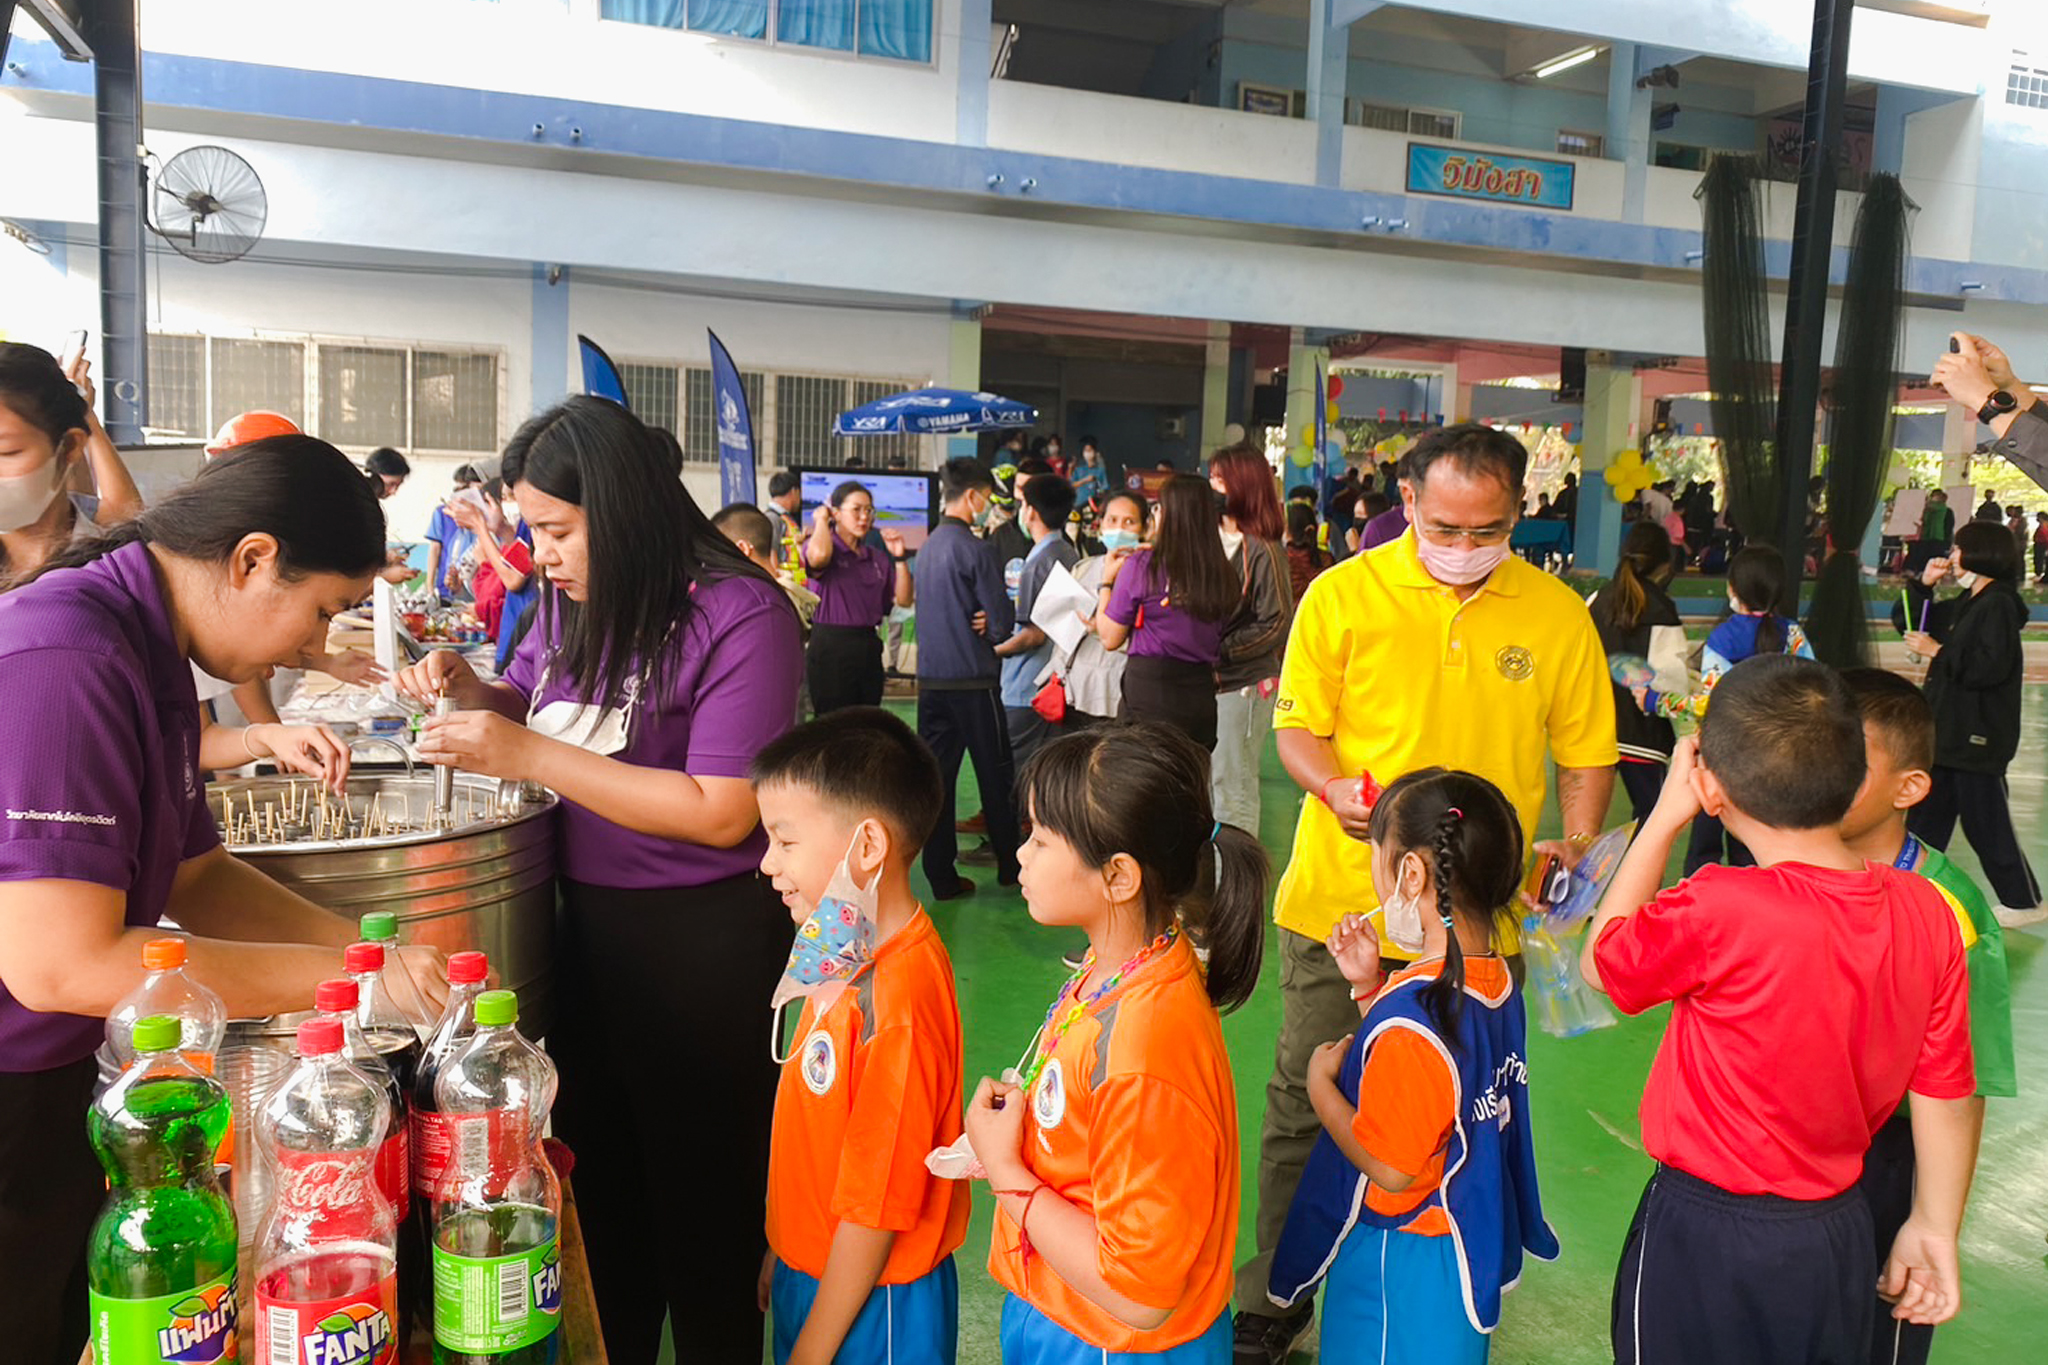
[
  {"x1": 1120, "y1": 653, "x2": 1219, "y2": 751},
  {"x1": 0, "y1": 1055, "x2": 101, "y2": 1365},
  {"x1": 806, "y1": 622, "x2": 884, "y2": 714}
]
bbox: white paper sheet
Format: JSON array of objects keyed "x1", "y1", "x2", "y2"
[{"x1": 1030, "y1": 561, "x2": 1096, "y2": 657}]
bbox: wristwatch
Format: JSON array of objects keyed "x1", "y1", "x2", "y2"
[{"x1": 1977, "y1": 390, "x2": 2018, "y2": 424}]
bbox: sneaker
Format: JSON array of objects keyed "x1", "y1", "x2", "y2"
[
  {"x1": 959, "y1": 840, "x2": 998, "y2": 867},
  {"x1": 957, "y1": 811, "x2": 988, "y2": 834},
  {"x1": 1994, "y1": 903, "x2": 2048, "y2": 929},
  {"x1": 932, "y1": 877, "x2": 977, "y2": 903},
  {"x1": 1232, "y1": 1304, "x2": 1314, "y2": 1365}
]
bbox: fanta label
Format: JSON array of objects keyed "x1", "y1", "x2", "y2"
[
  {"x1": 90, "y1": 1272, "x2": 239, "y2": 1363},
  {"x1": 432, "y1": 1235, "x2": 561, "y2": 1355},
  {"x1": 255, "y1": 1272, "x2": 399, "y2": 1365}
]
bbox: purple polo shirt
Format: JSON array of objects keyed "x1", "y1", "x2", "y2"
[
  {"x1": 1361, "y1": 502, "x2": 1409, "y2": 550},
  {"x1": 0, "y1": 541, "x2": 217, "y2": 1072},
  {"x1": 808, "y1": 535, "x2": 895, "y2": 629},
  {"x1": 505, "y1": 572, "x2": 801, "y2": 889},
  {"x1": 1103, "y1": 548, "x2": 1224, "y2": 665}
]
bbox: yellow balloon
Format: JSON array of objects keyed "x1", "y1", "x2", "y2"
[
  {"x1": 1326, "y1": 400, "x2": 1342, "y2": 424},
  {"x1": 1300, "y1": 424, "x2": 1317, "y2": 448},
  {"x1": 1290, "y1": 446, "x2": 1315, "y2": 467}
]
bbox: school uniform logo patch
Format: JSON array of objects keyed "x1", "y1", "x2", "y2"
[
  {"x1": 1494, "y1": 645, "x2": 1534, "y2": 681},
  {"x1": 1032, "y1": 1058, "x2": 1067, "y2": 1132},
  {"x1": 800, "y1": 1029, "x2": 837, "y2": 1096}
]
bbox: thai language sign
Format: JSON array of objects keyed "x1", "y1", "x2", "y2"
[{"x1": 1406, "y1": 143, "x2": 1575, "y2": 210}]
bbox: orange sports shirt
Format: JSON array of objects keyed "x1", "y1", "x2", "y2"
[
  {"x1": 767, "y1": 909, "x2": 970, "y2": 1284},
  {"x1": 1350, "y1": 955, "x2": 1514, "y2": 1235},
  {"x1": 988, "y1": 934, "x2": 1239, "y2": 1352}
]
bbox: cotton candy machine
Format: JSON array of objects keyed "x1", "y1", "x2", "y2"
[{"x1": 206, "y1": 769, "x2": 560, "y2": 1038}]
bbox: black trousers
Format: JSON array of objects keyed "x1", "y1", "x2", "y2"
[
  {"x1": 1613, "y1": 1166, "x2": 1873, "y2": 1365},
  {"x1": 806, "y1": 623, "x2": 884, "y2": 716},
  {"x1": 1683, "y1": 811, "x2": 1754, "y2": 876},
  {"x1": 1119, "y1": 654, "x2": 1218, "y2": 752},
  {"x1": 1909, "y1": 766, "x2": 2041, "y2": 910},
  {"x1": 1855, "y1": 1113, "x2": 1934, "y2": 1365},
  {"x1": 918, "y1": 685, "x2": 1020, "y2": 893},
  {"x1": 551, "y1": 872, "x2": 793, "y2": 1365},
  {"x1": 1618, "y1": 758, "x2": 1667, "y2": 828},
  {"x1": 0, "y1": 1055, "x2": 100, "y2": 1365}
]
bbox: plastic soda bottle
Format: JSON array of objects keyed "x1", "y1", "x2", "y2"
[
  {"x1": 252, "y1": 1018, "x2": 401, "y2": 1365},
  {"x1": 108, "y1": 937, "x2": 227, "y2": 1071},
  {"x1": 431, "y1": 990, "x2": 561, "y2": 1365},
  {"x1": 86, "y1": 1014, "x2": 241, "y2": 1364},
  {"x1": 314, "y1": 979, "x2": 412, "y2": 1226},
  {"x1": 412, "y1": 952, "x2": 490, "y2": 1205}
]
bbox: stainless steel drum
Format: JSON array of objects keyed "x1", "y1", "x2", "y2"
[{"x1": 207, "y1": 772, "x2": 559, "y2": 1037}]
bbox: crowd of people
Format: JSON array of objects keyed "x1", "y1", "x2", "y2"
[{"x1": 0, "y1": 328, "x2": 2037, "y2": 1365}]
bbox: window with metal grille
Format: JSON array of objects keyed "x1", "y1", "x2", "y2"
[
  {"x1": 1556, "y1": 129, "x2": 1604, "y2": 157},
  {"x1": 848, "y1": 378, "x2": 920, "y2": 469},
  {"x1": 412, "y1": 351, "x2": 499, "y2": 453},
  {"x1": 620, "y1": 362, "x2": 681, "y2": 435},
  {"x1": 146, "y1": 334, "x2": 207, "y2": 439},
  {"x1": 1352, "y1": 102, "x2": 1461, "y2": 140},
  {"x1": 682, "y1": 366, "x2": 766, "y2": 465},
  {"x1": 210, "y1": 338, "x2": 307, "y2": 428},
  {"x1": 2008, "y1": 54, "x2": 2048, "y2": 110},
  {"x1": 775, "y1": 374, "x2": 845, "y2": 467},
  {"x1": 318, "y1": 345, "x2": 409, "y2": 449}
]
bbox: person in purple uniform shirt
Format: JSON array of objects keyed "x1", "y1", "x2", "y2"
[
  {"x1": 0, "y1": 440, "x2": 449, "y2": 1365},
  {"x1": 802, "y1": 478, "x2": 912, "y2": 714},
  {"x1": 1095, "y1": 474, "x2": 1239, "y2": 750},
  {"x1": 396, "y1": 397, "x2": 803, "y2": 1365}
]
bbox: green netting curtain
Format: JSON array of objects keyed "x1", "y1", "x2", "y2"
[{"x1": 602, "y1": 0, "x2": 930, "y2": 60}]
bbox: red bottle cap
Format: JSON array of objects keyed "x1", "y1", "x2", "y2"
[
  {"x1": 344, "y1": 942, "x2": 385, "y2": 974},
  {"x1": 141, "y1": 937, "x2": 187, "y2": 970},
  {"x1": 314, "y1": 978, "x2": 358, "y2": 1013},
  {"x1": 297, "y1": 1018, "x2": 344, "y2": 1056},
  {"x1": 447, "y1": 951, "x2": 488, "y2": 986}
]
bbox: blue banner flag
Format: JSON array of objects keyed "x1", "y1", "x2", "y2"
[
  {"x1": 1313, "y1": 365, "x2": 1329, "y2": 521},
  {"x1": 579, "y1": 335, "x2": 629, "y2": 408},
  {"x1": 709, "y1": 330, "x2": 758, "y2": 509}
]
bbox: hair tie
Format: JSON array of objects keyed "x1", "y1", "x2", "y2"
[
  {"x1": 1210, "y1": 821, "x2": 1222, "y2": 843},
  {"x1": 1440, "y1": 912, "x2": 1455, "y2": 927},
  {"x1": 1446, "y1": 807, "x2": 1464, "y2": 820}
]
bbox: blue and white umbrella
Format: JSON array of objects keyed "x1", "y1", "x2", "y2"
[{"x1": 833, "y1": 387, "x2": 1037, "y2": 437}]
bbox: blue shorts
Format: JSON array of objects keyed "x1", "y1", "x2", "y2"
[
  {"x1": 999, "y1": 1295, "x2": 1229, "y2": 1364},
  {"x1": 1321, "y1": 1226, "x2": 1489, "y2": 1365},
  {"x1": 771, "y1": 1255, "x2": 958, "y2": 1365}
]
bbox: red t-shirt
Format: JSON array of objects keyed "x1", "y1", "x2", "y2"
[
  {"x1": 1593, "y1": 862, "x2": 1974, "y2": 1200},
  {"x1": 472, "y1": 541, "x2": 533, "y2": 640}
]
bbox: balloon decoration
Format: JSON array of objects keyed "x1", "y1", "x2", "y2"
[
  {"x1": 1327, "y1": 373, "x2": 1346, "y2": 399},
  {"x1": 1326, "y1": 400, "x2": 1342, "y2": 424},
  {"x1": 1299, "y1": 424, "x2": 1316, "y2": 448},
  {"x1": 1602, "y1": 448, "x2": 1658, "y2": 503},
  {"x1": 1290, "y1": 445, "x2": 1315, "y2": 468}
]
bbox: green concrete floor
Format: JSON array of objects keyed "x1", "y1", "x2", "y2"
[{"x1": 725, "y1": 691, "x2": 2046, "y2": 1363}]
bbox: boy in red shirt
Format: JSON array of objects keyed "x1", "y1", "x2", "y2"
[
  {"x1": 751, "y1": 708, "x2": 970, "y2": 1364},
  {"x1": 1582, "y1": 655, "x2": 1980, "y2": 1365}
]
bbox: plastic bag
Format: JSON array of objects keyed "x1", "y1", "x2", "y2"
[{"x1": 1519, "y1": 914, "x2": 1616, "y2": 1039}]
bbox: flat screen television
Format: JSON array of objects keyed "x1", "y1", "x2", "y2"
[{"x1": 796, "y1": 467, "x2": 940, "y2": 551}]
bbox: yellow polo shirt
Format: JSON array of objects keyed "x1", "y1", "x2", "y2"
[{"x1": 1271, "y1": 531, "x2": 1618, "y2": 953}]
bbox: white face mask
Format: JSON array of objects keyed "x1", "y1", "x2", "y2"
[
  {"x1": 1954, "y1": 570, "x2": 1979, "y2": 591},
  {"x1": 0, "y1": 456, "x2": 67, "y2": 534},
  {"x1": 1379, "y1": 853, "x2": 1430, "y2": 954}
]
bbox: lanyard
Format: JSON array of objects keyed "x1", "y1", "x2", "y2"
[{"x1": 1894, "y1": 834, "x2": 1922, "y2": 871}]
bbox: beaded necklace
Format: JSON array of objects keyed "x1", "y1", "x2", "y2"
[{"x1": 1016, "y1": 925, "x2": 1179, "y2": 1094}]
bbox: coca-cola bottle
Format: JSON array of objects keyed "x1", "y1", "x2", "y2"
[
  {"x1": 313, "y1": 978, "x2": 411, "y2": 1222},
  {"x1": 253, "y1": 1017, "x2": 400, "y2": 1365},
  {"x1": 413, "y1": 952, "x2": 490, "y2": 1209}
]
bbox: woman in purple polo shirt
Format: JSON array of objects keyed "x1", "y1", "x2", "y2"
[
  {"x1": 0, "y1": 439, "x2": 448, "y2": 1365},
  {"x1": 395, "y1": 397, "x2": 803, "y2": 1364},
  {"x1": 1095, "y1": 474, "x2": 1238, "y2": 750},
  {"x1": 801, "y1": 478, "x2": 911, "y2": 713}
]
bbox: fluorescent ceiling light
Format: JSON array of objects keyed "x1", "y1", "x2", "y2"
[{"x1": 1534, "y1": 47, "x2": 1602, "y2": 80}]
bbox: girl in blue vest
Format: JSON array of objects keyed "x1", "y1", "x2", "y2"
[{"x1": 1268, "y1": 768, "x2": 1557, "y2": 1364}]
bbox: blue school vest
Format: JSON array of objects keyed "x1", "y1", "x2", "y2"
[{"x1": 1268, "y1": 971, "x2": 1559, "y2": 1333}]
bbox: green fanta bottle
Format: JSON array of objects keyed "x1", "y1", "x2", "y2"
[
  {"x1": 430, "y1": 991, "x2": 561, "y2": 1365},
  {"x1": 86, "y1": 1014, "x2": 241, "y2": 1363}
]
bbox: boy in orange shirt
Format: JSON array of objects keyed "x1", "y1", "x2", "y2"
[{"x1": 752, "y1": 707, "x2": 970, "y2": 1364}]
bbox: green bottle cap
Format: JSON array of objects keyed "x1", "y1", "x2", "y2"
[
  {"x1": 359, "y1": 911, "x2": 399, "y2": 942},
  {"x1": 474, "y1": 990, "x2": 518, "y2": 1028},
  {"x1": 131, "y1": 1015, "x2": 182, "y2": 1054}
]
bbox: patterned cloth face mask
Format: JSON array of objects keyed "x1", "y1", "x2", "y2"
[{"x1": 769, "y1": 830, "x2": 879, "y2": 1062}]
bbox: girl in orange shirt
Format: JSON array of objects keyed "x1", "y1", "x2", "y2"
[{"x1": 964, "y1": 721, "x2": 1267, "y2": 1362}]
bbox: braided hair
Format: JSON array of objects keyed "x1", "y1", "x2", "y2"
[{"x1": 1367, "y1": 768, "x2": 1524, "y2": 1044}]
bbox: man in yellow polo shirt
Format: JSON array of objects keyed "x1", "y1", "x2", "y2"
[{"x1": 1233, "y1": 424, "x2": 1618, "y2": 1362}]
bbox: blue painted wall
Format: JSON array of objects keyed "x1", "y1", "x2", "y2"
[{"x1": 1072, "y1": 401, "x2": 1204, "y2": 478}]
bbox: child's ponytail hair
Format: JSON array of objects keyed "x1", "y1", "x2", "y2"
[
  {"x1": 1022, "y1": 721, "x2": 1268, "y2": 1011},
  {"x1": 1367, "y1": 768, "x2": 1523, "y2": 1044},
  {"x1": 1726, "y1": 545, "x2": 1790, "y2": 656}
]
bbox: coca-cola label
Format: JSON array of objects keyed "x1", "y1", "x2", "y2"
[
  {"x1": 256, "y1": 1272, "x2": 398, "y2": 1365},
  {"x1": 413, "y1": 1110, "x2": 524, "y2": 1201},
  {"x1": 375, "y1": 1129, "x2": 410, "y2": 1223},
  {"x1": 273, "y1": 1152, "x2": 377, "y2": 1215},
  {"x1": 89, "y1": 1273, "x2": 238, "y2": 1363}
]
